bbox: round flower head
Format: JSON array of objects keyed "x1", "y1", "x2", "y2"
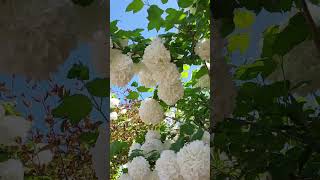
[
  {"x1": 146, "y1": 171, "x2": 160, "y2": 180},
  {"x1": 127, "y1": 156, "x2": 150, "y2": 180},
  {"x1": 158, "y1": 81, "x2": 184, "y2": 106},
  {"x1": 177, "y1": 140, "x2": 210, "y2": 180},
  {"x1": 32, "y1": 143, "x2": 53, "y2": 166},
  {"x1": 141, "y1": 139, "x2": 163, "y2": 157},
  {"x1": 163, "y1": 139, "x2": 173, "y2": 150},
  {"x1": 152, "y1": 62, "x2": 181, "y2": 85},
  {"x1": 138, "y1": 64, "x2": 157, "y2": 88},
  {"x1": 145, "y1": 130, "x2": 161, "y2": 141},
  {"x1": 119, "y1": 173, "x2": 132, "y2": 180},
  {"x1": 110, "y1": 97, "x2": 120, "y2": 108},
  {"x1": 195, "y1": 38, "x2": 210, "y2": 62},
  {"x1": 0, "y1": 115, "x2": 32, "y2": 146},
  {"x1": 155, "y1": 150, "x2": 182, "y2": 180},
  {"x1": 0, "y1": 159, "x2": 24, "y2": 180},
  {"x1": 142, "y1": 37, "x2": 171, "y2": 71},
  {"x1": 139, "y1": 98, "x2": 164, "y2": 125},
  {"x1": 110, "y1": 49, "x2": 134, "y2": 87}
]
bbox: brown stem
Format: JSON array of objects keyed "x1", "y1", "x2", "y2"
[{"x1": 301, "y1": 0, "x2": 320, "y2": 54}]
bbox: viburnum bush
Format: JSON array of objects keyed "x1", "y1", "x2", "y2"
[
  {"x1": 110, "y1": 0, "x2": 210, "y2": 180},
  {"x1": 212, "y1": 0, "x2": 320, "y2": 179}
]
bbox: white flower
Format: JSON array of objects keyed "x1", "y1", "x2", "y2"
[
  {"x1": 129, "y1": 142, "x2": 141, "y2": 156},
  {"x1": 152, "y1": 63, "x2": 181, "y2": 85},
  {"x1": 111, "y1": 97, "x2": 120, "y2": 108},
  {"x1": 158, "y1": 81, "x2": 184, "y2": 106},
  {"x1": 110, "y1": 49, "x2": 134, "y2": 87},
  {"x1": 0, "y1": 115, "x2": 32, "y2": 146},
  {"x1": 0, "y1": 159, "x2": 24, "y2": 180},
  {"x1": 195, "y1": 39, "x2": 210, "y2": 62},
  {"x1": 127, "y1": 156, "x2": 150, "y2": 180},
  {"x1": 202, "y1": 131, "x2": 210, "y2": 145},
  {"x1": 120, "y1": 108, "x2": 127, "y2": 114},
  {"x1": 139, "y1": 98, "x2": 164, "y2": 125},
  {"x1": 119, "y1": 173, "x2": 132, "y2": 180},
  {"x1": 194, "y1": 74, "x2": 210, "y2": 89},
  {"x1": 138, "y1": 64, "x2": 157, "y2": 88},
  {"x1": 145, "y1": 171, "x2": 160, "y2": 180},
  {"x1": 142, "y1": 37, "x2": 171, "y2": 71},
  {"x1": 177, "y1": 140, "x2": 210, "y2": 180},
  {"x1": 110, "y1": 112, "x2": 118, "y2": 121},
  {"x1": 32, "y1": 143, "x2": 53, "y2": 166},
  {"x1": 145, "y1": 130, "x2": 161, "y2": 141},
  {"x1": 155, "y1": 150, "x2": 182, "y2": 180},
  {"x1": 141, "y1": 139, "x2": 163, "y2": 157}
]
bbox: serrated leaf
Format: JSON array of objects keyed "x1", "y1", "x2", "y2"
[
  {"x1": 233, "y1": 9, "x2": 255, "y2": 29},
  {"x1": 227, "y1": 33, "x2": 250, "y2": 54},
  {"x1": 137, "y1": 86, "x2": 151, "y2": 92},
  {"x1": 147, "y1": 5, "x2": 164, "y2": 31},
  {"x1": 110, "y1": 141, "x2": 128, "y2": 157},
  {"x1": 85, "y1": 78, "x2": 109, "y2": 97},
  {"x1": 52, "y1": 94, "x2": 92, "y2": 125},
  {"x1": 126, "y1": 0, "x2": 144, "y2": 13},
  {"x1": 164, "y1": 8, "x2": 186, "y2": 30},
  {"x1": 178, "y1": 0, "x2": 194, "y2": 8},
  {"x1": 127, "y1": 91, "x2": 139, "y2": 100}
]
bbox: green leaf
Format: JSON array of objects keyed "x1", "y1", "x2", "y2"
[
  {"x1": 137, "y1": 86, "x2": 151, "y2": 92},
  {"x1": 181, "y1": 71, "x2": 189, "y2": 79},
  {"x1": 273, "y1": 12, "x2": 310, "y2": 56},
  {"x1": 79, "y1": 131, "x2": 99, "y2": 146},
  {"x1": 233, "y1": 9, "x2": 255, "y2": 29},
  {"x1": 183, "y1": 64, "x2": 190, "y2": 71},
  {"x1": 227, "y1": 33, "x2": 250, "y2": 54},
  {"x1": 85, "y1": 78, "x2": 109, "y2": 97},
  {"x1": 127, "y1": 91, "x2": 139, "y2": 100},
  {"x1": 110, "y1": 20, "x2": 119, "y2": 34},
  {"x1": 164, "y1": 8, "x2": 186, "y2": 30},
  {"x1": 67, "y1": 63, "x2": 89, "y2": 80},
  {"x1": 147, "y1": 5, "x2": 164, "y2": 31},
  {"x1": 178, "y1": 0, "x2": 194, "y2": 8},
  {"x1": 180, "y1": 122, "x2": 196, "y2": 136},
  {"x1": 0, "y1": 151, "x2": 10, "y2": 162},
  {"x1": 191, "y1": 129, "x2": 205, "y2": 141},
  {"x1": 235, "y1": 58, "x2": 277, "y2": 80},
  {"x1": 131, "y1": 81, "x2": 139, "y2": 87},
  {"x1": 110, "y1": 141, "x2": 128, "y2": 157},
  {"x1": 52, "y1": 94, "x2": 92, "y2": 125},
  {"x1": 261, "y1": 25, "x2": 280, "y2": 58},
  {"x1": 170, "y1": 136, "x2": 185, "y2": 152},
  {"x1": 126, "y1": 0, "x2": 144, "y2": 13},
  {"x1": 161, "y1": 0, "x2": 168, "y2": 3}
]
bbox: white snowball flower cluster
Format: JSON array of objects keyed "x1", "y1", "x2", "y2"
[
  {"x1": 0, "y1": 104, "x2": 32, "y2": 146},
  {"x1": 111, "y1": 96, "x2": 120, "y2": 108},
  {"x1": 110, "y1": 49, "x2": 134, "y2": 87},
  {"x1": 195, "y1": 39, "x2": 210, "y2": 62},
  {"x1": 139, "y1": 98, "x2": 164, "y2": 125},
  {"x1": 0, "y1": 159, "x2": 24, "y2": 180},
  {"x1": 32, "y1": 143, "x2": 53, "y2": 166},
  {"x1": 158, "y1": 81, "x2": 184, "y2": 106},
  {"x1": 155, "y1": 150, "x2": 183, "y2": 180},
  {"x1": 194, "y1": 74, "x2": 210, "y2": 89},
  {"x1": 137, "y1": 37, "x2": 184, "y2": 105},
  {"x1": 127, "y1": 156, "x2": 151, "y2": 180},
  {"x1": 176, "y1": 140, "x2": 210, "y2": 180},
  {"x1": 141, "y1": 139, "x2": 164, "y2": 158},
  {"x1": 119, "y1": 173, "x2": 132, "y2": 180},
  {"x1": 145, "y1": 130, "x2": 161, "y2": 141}
]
